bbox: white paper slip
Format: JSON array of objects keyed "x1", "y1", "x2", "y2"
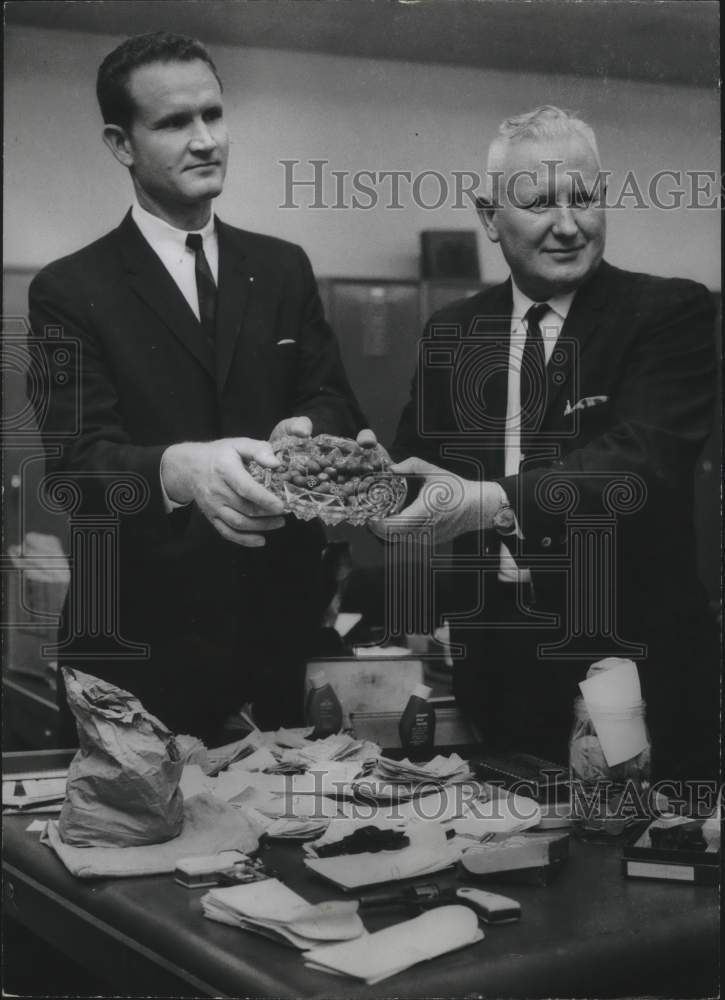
[
  {"x1": 452, "y1": 790, "x2": 542, "y2": 835},
  {"x1": 304, "y1": 905, "x2": 483, "y2": 984},
  {"x1": 228, "y1": 747, "x2": 279, "y2": 773},
  {"x1": 179, "y1": 765, "x2": 213, "y2": 800},
  {"x1": 579, "y1": 658, "x2": 641, "y2": 707},
  {"x1": 334, "y1": 612, "x2": 362, "y2": 637}
]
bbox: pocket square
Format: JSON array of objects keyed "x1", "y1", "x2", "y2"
[
  {"x1": 276, "y1": 339, "x2": 296, "y2": 346},
  {"x1": 564, "y1": 395, "x2": 609, "y2": 416}
]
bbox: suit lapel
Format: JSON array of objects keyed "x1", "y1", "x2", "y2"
[
  {"x1": 116, "y1": 212, "x2": 215, "y2": 379},
  {"x1": 543, "y1": 260, "x2": 612, "y2": 421},
  {"x1": 215, "y1": 221, "x2": 251, "y2": 393},
  {"x1": 467, "y1": 280, "x2": 513, "y2": 433}
]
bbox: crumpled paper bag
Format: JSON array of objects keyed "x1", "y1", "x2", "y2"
[{"x1": 58, "y1": 668, "x2": 184, "y2": 847}]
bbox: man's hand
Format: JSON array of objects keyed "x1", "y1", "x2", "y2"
[
  {"x1": 161, "y1": 438, "x2": 286, "y2": 547},
  {"x1": 270, "y1": 417, "x2": 381, "y2": 453},
  {"x1": 355, "y1": 427, "x2": 379, "y2": 450},
  {"x1": 369, "y1": 457, "x2": 503, "y2": 544},
  {"x1": 270, "y1": 416, "x2": 313, "y2": 442}
]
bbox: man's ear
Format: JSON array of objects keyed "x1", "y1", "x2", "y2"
[
  {"x1": 102, "y1": 125, "x2": 134, "y2": 168},
  {"x1": 475, "y1": 196, "x2": 500, "y2": 244}
]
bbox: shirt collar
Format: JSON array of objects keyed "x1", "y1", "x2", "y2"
[
  {"x1": 510, "y1": 278, "x2": 576, "y2": 324},
  {"x1": 131, "y1": 200, "x2": 216, "y2": 249}
]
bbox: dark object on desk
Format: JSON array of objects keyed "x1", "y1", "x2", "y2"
[
  {"x1": 648, "y1": 819, "x2": 707, "y2": 852},
  {"x1": 358, "y1": 882, "x2": 521, "y2": 924},
  {"x1": 420, "y1": 230, "x2": 480, "y2": 280},
  {"x1": 474, "y1": 753, "x2": 570, "y2": 804},
  {"x1": 314, "y1": 826, "x2": 410, "y2": 858},
  {"x1": 58, "y1": 668, "x2": 184, "y2": 848}
]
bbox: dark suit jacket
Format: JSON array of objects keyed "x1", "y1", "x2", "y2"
[
  {"x1": 393, "y1": 262, "x2": 717, "y2": 766},
  {"x1": 28, "y1": 211, "x2": 366, "y2": 740}
]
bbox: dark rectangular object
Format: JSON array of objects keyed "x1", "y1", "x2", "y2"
[
  {"x1": 474, "y1": 753, "x2": 570, "y2": 804},
  {"x1": 420, "y1": 230, "x2": 480, "y2": 279}
]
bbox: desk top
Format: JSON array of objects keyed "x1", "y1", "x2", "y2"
[{"x1": 2, "y1": 754, "x2": 720, "y2": 999}]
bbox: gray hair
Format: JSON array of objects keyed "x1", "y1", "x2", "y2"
[{"x1": 485, "y1": 106, "x2": 601, "y2": 201}]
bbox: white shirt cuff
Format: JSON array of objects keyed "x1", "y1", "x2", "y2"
[{"x1": 159, "y1": 457, "x2": 189, "y2": 513}]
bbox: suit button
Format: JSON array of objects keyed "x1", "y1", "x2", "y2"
[{"x1": 541, "y1": 536, "x2": 552, "y2": 548}]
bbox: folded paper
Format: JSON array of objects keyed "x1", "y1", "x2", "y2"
[
  {"x1": 202, "y1": 877, "x2": 364, "y2": 948},
  {"x1": 304, "y1": 905, "x2": 482, "y2": 984}
]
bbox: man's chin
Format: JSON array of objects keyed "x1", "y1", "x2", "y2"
[
  {"x1": 543, "y1": 256, "x2": 600, "y2": 294},
  {"x1": 185, "y1": 182, "x2": 224, "y2": 201},
  {"x1": 181, "y1": 173, "x2": 225, "y2": 199}
]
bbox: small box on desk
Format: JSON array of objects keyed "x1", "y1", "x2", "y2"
[
  {"x1": 622, "y1": 818, "x2": 720, "y2": 885},
  {"x1": 460, "y1": 832, "x2": 570, "y2": 886}
]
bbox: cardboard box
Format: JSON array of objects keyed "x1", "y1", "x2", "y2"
[{"x1": 621, "y1": 818, "x2": 720, "y2": 885}]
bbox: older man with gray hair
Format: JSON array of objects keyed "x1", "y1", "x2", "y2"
[{"x1": 378, "y1": 106, "x2": 718, "y2": 780}]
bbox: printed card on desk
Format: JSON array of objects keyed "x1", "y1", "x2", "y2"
[{"x1": 304, "y1": 905, "x2": 482, "y2": 984}]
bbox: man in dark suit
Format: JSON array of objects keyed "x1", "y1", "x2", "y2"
[
  {"x1": 375, "y1": 107, "x2": 718, "y2": 779},
  {"x1": 28, "y1": 32, "x2": 370, "y2": 744}
]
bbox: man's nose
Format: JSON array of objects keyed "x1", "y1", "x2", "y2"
[
  {"x1": 551, "y1": 205, "x2": 579, "y2": 238},
  {"x1": 189, "y1": 120, "x2": 217, "y2": 152}
]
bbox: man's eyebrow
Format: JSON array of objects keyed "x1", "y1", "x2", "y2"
[
  {"x1": 150, "y1": 108, "x2": 192, "y2": 127},
  {"x1": 150, "y1": 100, "x2": 223, "y2": 128}
]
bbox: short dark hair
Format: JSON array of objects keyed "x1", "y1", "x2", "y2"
[{"x1": 96, "y1": 32, "x2": 222, "y2": 130}]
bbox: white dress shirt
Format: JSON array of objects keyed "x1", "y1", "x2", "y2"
[
  {"x1": 498, "y1": 282, "x2": 575, "y2": 583},
  {"x1": 130, "y1": 202, "x2": 219, "y2": 512},
  {"x1": 131, "y1": 201, "x2": 218, "y2": 319}
]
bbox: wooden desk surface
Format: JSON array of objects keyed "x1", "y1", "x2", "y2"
[{"x1": 2, "y1": 754, "x2": 720, "y2": 998}]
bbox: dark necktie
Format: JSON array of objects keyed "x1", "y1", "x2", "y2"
[
  {"x1": 186, "y1": 233, "x2": 217, "y2": 349},
  {"x1": 520, "y1": 302, "x2": 549, "y2": 432}
]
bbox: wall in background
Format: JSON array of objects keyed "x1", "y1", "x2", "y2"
[{"x1": 4, "y1": 25, "x2": 720, "y2": 288}]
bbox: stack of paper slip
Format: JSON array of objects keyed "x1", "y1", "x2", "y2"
[
  {"x1": 2, "y1": 777, "x2": 67, "y2": 814},
  {"x1": 242, "y1": 806, "x2": 329, "y2": 841},
  {"x1": 201, "y1": 878, "x2": 364, "y2": 948},
  {"x1": 304, "y1": 905, "x2": 482, "y2": 983},
  {"x1": 355, "y1": 753, "x2": 473, "y2": 800},
  {"x1": 272, "y1": 734, "x2": 380, "y2": 770}
]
